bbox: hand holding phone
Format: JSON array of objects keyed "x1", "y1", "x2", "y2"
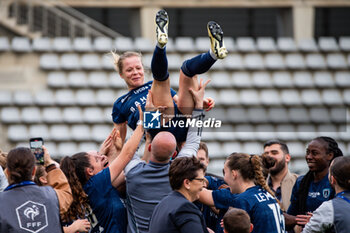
[{"x1": 29, "y1": 137, "x2": 44, "y2": 165}]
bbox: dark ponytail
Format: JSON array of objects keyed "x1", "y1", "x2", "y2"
[{"x1": 7, "y1": 147, "x2": 35, "y2": 184}]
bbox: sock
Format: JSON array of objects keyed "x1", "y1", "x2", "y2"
[
  {"x1": 151, "y1": 45, "x2": 169, "y2": 81},
  {"x1": 181, "y1": 51, "x2": 216, "y2": 78}
]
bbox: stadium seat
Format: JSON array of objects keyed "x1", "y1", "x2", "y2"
[
  {"x1": 62, "y1": 107, "x2": 83, "y2": 123},
  {"x1": 42, "y1": 107, "x2": 63, "y2": 123},
  {"x1": 104, "y1": 107, "x2": 112, "y2": 122},
  {"x1": 313, "y1": 71, "x2": 334, "y2": 87},
  {"x1": 175, "y1": 37, "x2": 195, "y2": 52},
  {"x1": 109, "y1": 73, "x2": 126, "y2": 88},
  {"x1": 55, "y1": 89, "x2": 76, "y2": 105},
  {"x1": 115, "y1": 37, "x2": 134, "y2": 52},
  {"x1": 210, "y1": 72, "x2": 231, "y2": 88},
  {"x1": 101, "y1": 54, "x2": 115, "y2": 70},
  {"x1": 29, "y1": 125, "x2": 50, "y2": 140},
  {"x1": 43, "y1": 142, "x2": 58, "y2": 157},
  {"x1": 78, "y1": 142, "x2": 98, "y2": 152},
  {"x1": 214, "y1": 125, "x2": 236, "y2": 141},
  {"x1": 277, "y1": 37, "x2": 297, "y2": 52},
  {"x1": 288, "y1": 107, "x2": 310, "y2": 123},
  {"x1": 236, "y1": 37, "x2": 256, "y2": 52},
  {"x1": 207, "y1": 159, "x2": 226, "y2": 175},
  {"x1": 195, "y1": 37, "x2": 210, "y2": 52},
  {"x1": 318, "y1": 37, "x2": 339, "y2": 52},
  {"x1": 251, "y1": 72, "x2": 271, "y2": 88},
  {"x1": 21, "y1": 107, "x2": 42, "y2": 123},
  {"x1": 32, "y1": 37, "x2": 52, "y2": 52},
  {"x1": 224, "y1": 54, "x2": 244, "y2": 70},
  {"x1": 8, "y1": 125, "x2": 28, "y2": 141},
  {"x1": 276, "y1": 124, "x2": 297, "y2": 141},
  {"x1": 322, "y1": 90, "x2": 343, "y2": 105},
  {"x1": 91, "y1": 125, "x2": 111, "y2": 142},
  {"x1": 0, "y1": 91, "x2": 12, "y2": 106},
  {"x1": 339, "y1": 37, "x2": 350, "y2": 51},
  {"x1": 335, "y1": 71, "x2": 350, "y2": 87},
  {"x1": 305, "y1": 54, "x2": 326, "y2": 69},
  {"x1": 53, "y1": 37, "x2": 72, "y2": 52},
  {"x1": 256, "y1": 125, "x2": 276, "y2": 141},
  {"x1": 280, "y1": 90, "x2": 301, "y2": 105},
  {"x1": 272, "y1": 72, "x2": 293, "y2": 87},
  {"x1": 47, "y1": 72, "x2": 67, "y2": 88},
  {"x1": 244, "y1": 54, "x2": 264, "y2": 70},
  {"x1": 330, "y1": 107, "x2": 347, "y2": 123},
  {"x1": 88, "y1": 71, "x2": 109, "y2": 88},
  {"x1": 60, "y1": 53, "x2": 80, "y2": 70},
  {"x1": 287, "y1": 142, "x2": 306, "y2": 158},
  {"x1": 227, "y1": 108, "x2": 248, "y2": 123},
  {"x1": 268, "y1": 107, "x2": 289, "y2": 123},
  {"x1": 232, "y1": 72, "x2": 252, "y2": 87},
  {"x1": 96, "y1": 89, "x2": 115, "y2": 106},
  {"x1": 298, "y1": 38, "x2": 318, "y2": 52},
  {"x1": 223, "y1": 142, "x2": 242, "y2": 155},
  {"x1": 1, "y1": 107, "x2": 21, "y2": 123},
  {"x1": 239, "y1": 89, "x2": 260, "y2": 105},
  {"x1": 260, "y1": 89, "x2": 281, "y2": 105},
  {"x1": 318, "y1": 125, "x2": 339, "y2": 140},
  {"x1": 169, "y1": 71, "x2": 181, "y2": 88},
  {"x1": 71, "y1": 124, "x2": 91, "y2": 141},
  {"x1": 11, "y1": 37, "x2": 31, "y2": 52},
  {"x1": 76, "y1": 90, "x2": 96, "y2": 106},
  {"x1": 343, "y1": 90, "x2": 350, "y2": 105},
  {"x1": 205, "y1": 142, "x2": 222, "y2": 158},
  {"x1": 134, "y1": 37, "x2": 154, "y2": 52},
  {"x1": 81, "y1": 54, "x2": 101, "y2": 70},
  {"x1": 167, "y1": 54, "x2": 183, "y2": 70},
  {"x1": 309, "y1": 107, "x2": 331, "y2": 123},
  {"x1": 34, "y1": 90, "x2": 55, "y2": 106},
  {"x1": 218, "y1": 90, "x2": 239, "y2": 106},
  {"x1": 293, "y1": 71, "x2": 314, "y2": 88},
  {"x1": 285, "y1": 53, "x2": 306, "y2": 69},
  {"x1": 257, "y1": 37, "x2": 277, "y2": 52},
  {"x1": 235, "y1": 124, "x2": 256, "y2": 141},
  {"x1": 164, "y1": 38, "x2": 175, "y2": 52},
  {"x1": 203, "y1": 89, "x2": 218, "y2": 105},
  {"x1": 67, "y1": 71, "x2": 88, "y2": 88},
  {"x1": 265, "y1": 53, "x2": 285, "y2": 70},
  {"x1": 0, "y1": 37, "x2": 10, "y2": 51},
  {"x1": 247, "y1": 107, "x2": 268, "y2": 123},
  {"x1": 13, "y1": 91, "x2": 33, "y2": 106},
  {"x1": 73, "y1": 37, "x2": 93, "y2": 52},
  {"x1": 40, "y1": 53, "x2": 60, "y2": 70},
  {"x1": 224, "y1": 37, "x2": 236, "y2": 52},
  {"x1": 94, "y1": 37, "x2": 113, "y2": 52},
  {"x1": 297, "y1": 124, "x2": 317, "y2": 141},
  {"x1": 83, "y1": 107, "x2": 104, "y2": 123},
  {"x1": 242, "y1": 141, "x2": 262, "y2": 154},
  {"x1": 301, "y1": 90, "x2": 322, "y2": 105},
  {"x1": 57, "y1": 142, "x2": 78, "y2": 156},
  {"x1": 326, "y1": 53, "x2": 348, "y2": 69}
]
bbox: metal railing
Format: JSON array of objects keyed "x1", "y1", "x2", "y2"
[{"x1": 0, "y1": 0, "x2": 122, "y2": 38}]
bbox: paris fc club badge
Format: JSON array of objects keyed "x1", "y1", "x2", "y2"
[{"x1": 323, "y1": 188, "x2": 331, "y2": 198}]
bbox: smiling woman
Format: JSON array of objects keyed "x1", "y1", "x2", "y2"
[{"x1": 285, "y1": 136, "x2": 343, "y2": 231}]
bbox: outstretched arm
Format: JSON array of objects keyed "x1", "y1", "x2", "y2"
[
  {"x1": 110, "y1": 105, "x2": 144, "y2": 188},
  {"x1": 198, "y1": 188, "x2": 215, "y2": 207}
]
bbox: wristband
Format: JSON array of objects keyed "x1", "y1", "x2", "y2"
[
  {"x1": 45, "y1": 164, "x2": 57, "y2": 172},
  {"x1": 137, "y1": 120, "x2": 143, "y2": 126}
]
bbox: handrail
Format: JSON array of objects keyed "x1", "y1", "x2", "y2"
[{"x1": 0, "y1": 0, "x2": 122, "y2": 38}]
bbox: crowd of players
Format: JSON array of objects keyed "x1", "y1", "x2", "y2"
[{"x1": 0, "y1": 9, "x2": 349, "y2": 233}]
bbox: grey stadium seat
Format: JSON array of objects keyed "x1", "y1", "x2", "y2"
[
  {"x1": 252, "y1": 72, "x2": 272, "y2": 88},
  {"x1": 309, "y1": 107, "x2": 331, "y2": 123},
  {"x1": 277, "y1": 37, "x2": 297, "y2": 52},
  {"x1": 76, "y1": 90, "x2": 96, "y2": 106},
  {"x1": 63, "y1": 107, "x2": 83, "y2": 123},
  {"x1": 281, "y1": 90, "x2": 301, "y2": 105},
  {"x1": 71, "y1": 124, "x2": 91, "y2": 141},
  {"x1": 81, "y1": 54, "x2": 101, "y2": 70},
  {"x1": 260, "y1": 89, "x2": 281, "y2": 105},
  {"x1": 11, "y1": 37, "x2": 31, "y2": 52},
  {"x1": 326, "y1": 53, "x2": 348, "y2": 69},
  {"x1": 335, "y1": 71, "x2": 350, "y2": 87},
  {"x1": 218, "y1": 90, "x2": 239, "y2": 106},
  {"x1": 29, "y1": 125, "x2": 50, "y2": 140},
  {"x1": 1, "y1": 107, "x2": 21, "y2": 123},
  {"x1": 34, "y1": 90, "x2": 55, "y2": 106},
  {"x1": 55, "y1": 89, "x2": 76, "y2": 105},
  {"x1": 53, "y1": 37, "x2": 72, "y2": 52},
  {"x1": 244, "y1": 54, "x2": 264, "y2": 70},
  {"x1": 0, "y1": 91, "x2": 12, "y2": 106},
  {"x1": 293, "y1": 71, "x2": 314, "y2": 88},
  {"x1": 305, "y1": 54, "x2": 326, "y2": 69},
  {"x1": 257, "y1": 37, "x2": 277, "y2": 52},
  {"x1": 239, "y1": 89, "x2": 260, "y2": 105},
  {"x1": 224, "y1": 54, "x2": 244, "y2": 70},
  {"x1": 40, "y1": 53, "x2": 60, "y2": 70},
  {"x1": 67, "y1": 71, "x2": 88, "y2": 88},
  {"x1": 42, "y1": 107, "x2": 63, "y2": 123},
  {"x1": 232, "y1": 72, "x2": 252, "y2": 88},
  {"x1": 115, "y1": 37, "x2": 134, "y2": 52},
  {"x1": 265, "y1": 53, "x2": 285, "y2": 70},
  {"x1": 285, "y1": 53, "x2": 306, "y2": 69},
  {"x1": 47, "y1": 72, "x2": 67, "y2": 88},
  {"x1": 339, "y1": 37, "x2": 350, "y2": 51},
  {"x1": 318, "y1": 37, "x2": 339, "y2": 52},
  {"x1": 83, "y1": 107, "x2": 104, "y2": 123},
  {"x1": 96, "y1": 90, "x2": 115, "y2": 106},
  {"x1": 60, "y1": 54, "x2": 80, "y2": 70},
  {"x1": 298, "y1": 38, "x2": 318, "y2": 52},
  {"x1": 210, "y1": 72, "x2": 231, "y2": 88},
  {"x1": 175, "y1": 37, "x2": 195, "y2": 52},
  {"x1": 32, "y1": 37, "x2": 52, "y2": 52},
  {"x1": 268, "y1": 108, "x2": 289, "y2": 123},
  {"x1": 236, "y1": 37, "x2": 256, "y2": 52},
  {"x1": 88, "y1": 71, "x2": 109, "y2": 88},
  {"x1": 50, "y1": 125, "x2": 71, "y2": 141},
  {"x1": 21, "y1": 107, "x2": 42, "y2": 123},
  {"x1": 272, "y1": 72, "x2": 293, "y2": 87},
  {"x1": 134, "y1": 37, "x2": 154, "y2": 52},
  {"x1": 94, "y1": 37, "x2": 113, "y2": 52},
  {"x1": 91, "y1": 125, "x2": 111, "y2": 142},
  {"x1": 314, "y1": 71, "x2": 334, "y2": 87},
  {"x1": 322, "y1": 90, "x2": 343, "y2": 105},
  {"x1": 0, "y1": 37, "x2": 10, "y2": 51},
  {"x1": 13, "y1": 91, "x2": 33, "y2": 106},
  {"x1": 73, "y1": 37, "x2": 93, "y2": 52},
  {"x1": 8, "y1": 125, "x2": 28, "y2": 141},
  {"x1": 301, "y1": 90, "x2": 322, "y2": 105},
  {"x1": 57, "y1": 142, "x2": 77, "y2": 156}
]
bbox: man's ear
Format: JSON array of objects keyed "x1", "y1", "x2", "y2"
[
  {"x1": 183, "y1": 179, "x2": 191, "y2": 190},
  {"x1": 250, "y1": 223, "x2": 254, "y2": 232},
  {"x1": 148, "y1": 144, "x2": 152, "y2": 152},
  {"x1": 39, "y1": 176, "x2": 48, "y2": 185},
  {"x1": 330, "y1": 175, "x2": 337, "y2": 186},
  {"x1": 285, "y1": 153, "x2": 291, "y2": 163}
]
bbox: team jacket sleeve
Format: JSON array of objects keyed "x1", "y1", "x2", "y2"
[
  {"x1": 112, "y1": 100, "x2": 126, "y2": 124},
  {"x1": 177, "y1": 109, "x2": 204, "y2": 158},
  {"x1": 302, "y1": 200, "x2": 334, "y2": 233},
  {"x1": 212, "y1": 189, "x2": 237, "y2": 210}
]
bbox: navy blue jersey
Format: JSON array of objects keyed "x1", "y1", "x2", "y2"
[
  {"x1": 112, "y1": 81, "x2": 176, "y2": 130},
  {"x1": 84, "y1": 168, "x2": 127, "y2": 233},
  {"x1": 213, "y1": 186, "x2": 285, "y2": 233},
  {"x1": 287, "y1": 173, "x2": 334, "y2": 216}
]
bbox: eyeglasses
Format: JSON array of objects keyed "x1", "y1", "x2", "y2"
[{"x1": 191, "y1": 178, "x2": 205, "y2": 183}]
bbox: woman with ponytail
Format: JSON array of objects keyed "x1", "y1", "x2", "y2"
[
  {"x1": 285, "y1": 136, "x2": 343, "y2": 231},
  {"x1": 302, "y1": 156, "x2": 350, "y2": 233},
  {"x1": 199, "y1": 153, "x2": 285, "y2": 233}
]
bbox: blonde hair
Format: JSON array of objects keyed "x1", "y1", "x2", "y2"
[
  {"x1": 110, "y1": 51, "x2": 142, "y2": 74},
  {"x1": 0, "y1": 149, "x2": 7, "y2": 170}
]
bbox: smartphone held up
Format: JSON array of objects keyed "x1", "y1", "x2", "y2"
[{"x1": 29, "y1": 137, "x2": 44, "y2": 165}]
